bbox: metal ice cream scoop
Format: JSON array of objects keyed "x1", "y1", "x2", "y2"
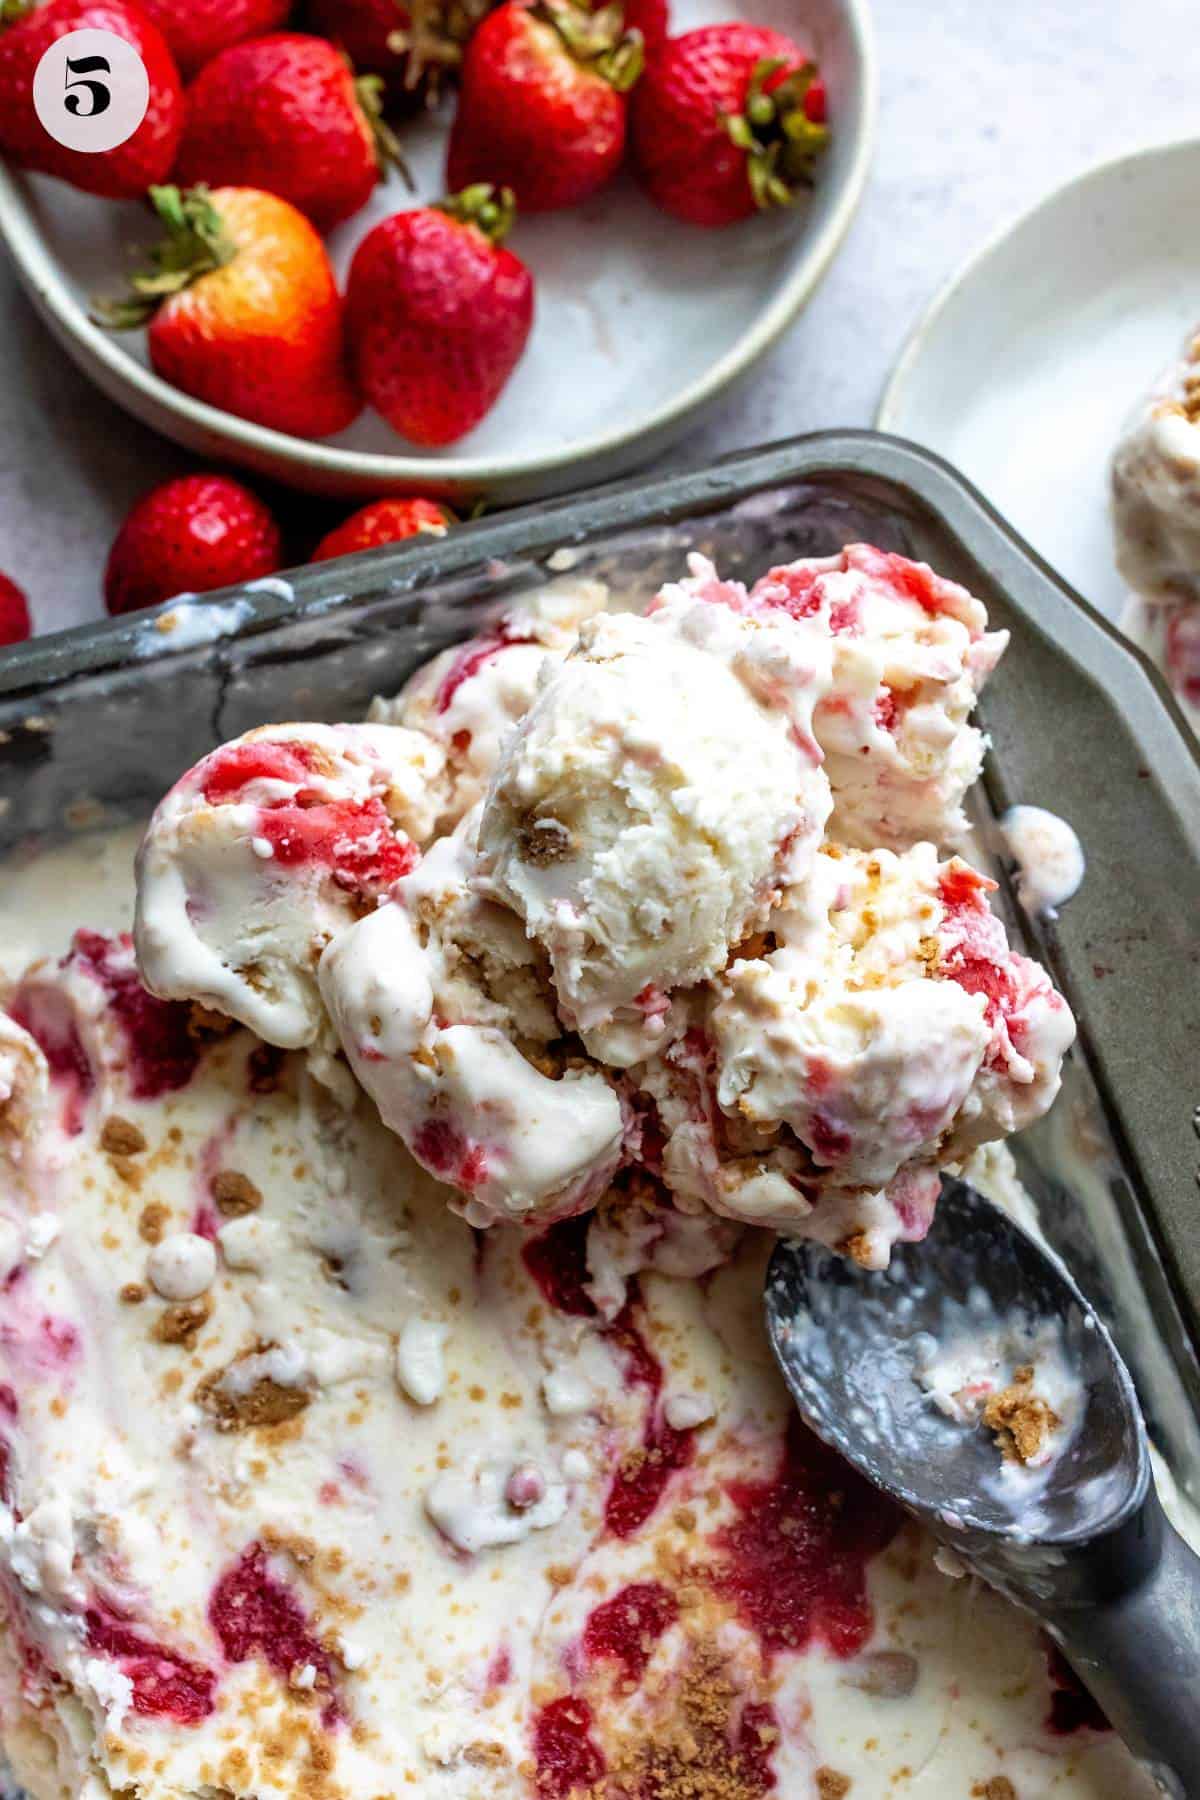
[{"x1": 764, "y1": 1177, "x2": 1200, "y2": 1799}]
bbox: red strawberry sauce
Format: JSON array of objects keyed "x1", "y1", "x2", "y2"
[
  {"x1": 532, "y1": 1696, "x2": 606, "y2": 1797},
  {"x1": 209, "y1": 1542, "x2": 344, "y2": 1727},
  {"x1": 435, "y1": 625, "x2": 535, "y2": 715},
  {"x1": 76, "y1": 930, "x2": 200, "y2": 1099},
  {"x1": 412, "y1": 1117, "x2": 490, "y2": 1190},
  {"x1": 86, "y1": 1605, "x2": 215, "y2": 1723},
  {"x1": 710, "y1": 1413, "x2": 900, "y2": 1660},
  {"x1": 581, "y1": 1581, "x2": 678, "y2": 1683}
]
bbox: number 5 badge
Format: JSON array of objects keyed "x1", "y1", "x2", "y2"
[{"x1": 32, "y1": 27, "x2": 149, "y2": 153}]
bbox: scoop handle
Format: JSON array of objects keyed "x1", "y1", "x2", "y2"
[{"x1": 1048, "y1": 1492, "x2": 1200, "y2": 1798}]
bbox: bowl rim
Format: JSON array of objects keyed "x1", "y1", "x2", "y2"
[
  {"x1": 876, "y1": 133, "x2": 1200, "y2": 432},
  {"x1": 0, "y1": 0, "x2": 876, "y2": 491}
]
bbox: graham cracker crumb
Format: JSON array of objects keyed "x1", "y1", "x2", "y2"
[
  {"x1": 982, "y1": 1366, "x2": 1059, "y2": 1465},
  {"x1": 153, "y1": 1297, "x2": 211, "y2": 1348},
  {"x1": 119, "y1": 1282, "x2": 146, "y2": 1305},
  {"x1": 101, "y1": 1116, "x2": 146, "y2": 1156},
  {"x1": 188, "y1": 1003, "x2": 236, "y2": 1040},
  {"x1": 839, "y1": 1231, "x2": 874, "y2": 1268},
  {"x1": 138, "y1": 1201, "x2": 169, "y2": 1245},
  {"x1": 212, "y1": 1170, "x2": 263, "y2": 1217},
  {"x1": 196, "y1": 1349, "x2": 312, "y2": 1431},
  {"x1": 517, "y1": 813, "x2": 573, "y2": 865},
  {"x1": 816, "y1": 1771, "x2": 851, "y2": 1799},
  {"x1": 972, "y1": 1781, "x2": 1016, "y2": 1800},
  {"x1": 607, "y1": 1649, "x2": 778, "y2": 1799}
]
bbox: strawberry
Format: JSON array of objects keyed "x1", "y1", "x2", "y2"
[
  {"x1": 446, "y1": 0, "x2": 642, "y2": 214},
  {"x1": 104, "y1": 473, "x2": 284, "y2": 615},
  {"x1": 345, "y1": 186, "x2": 533, "y2": 446},
  {"x1": 0, "y1": 0, "x2": 182, "y2": 199},
  {"x1": 630, "y1": 24, "x2": 828, "y2": 227},
  {"x1": 308, "y1": 0, "x2": 495, "y2": 107},
  {"x1": 174, "y1": 33, "x2": 406, "y2": 234},
  {"x1": 96, "y1": 184, "x2": 361, "y2": 439},
  {"x1": 313, "y1": 497, "x2": 455, "y2": 561},
  {"x1": 135, "y1": 0, "x2": 292, "y2": 79},
  {"x1": 0, "y1": 573, "x2": 32, "y2": 645},
  {"x1": 623, "y1": 0, "x2": 666, "y2": 55}
]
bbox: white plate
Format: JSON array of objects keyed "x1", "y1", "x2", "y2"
[
  {"x1": 878, "y1": 138, "x2": 1200, "y2": 625},
  {"x1": 0, "y1": 0, "x2": 873, "y2": 503}
]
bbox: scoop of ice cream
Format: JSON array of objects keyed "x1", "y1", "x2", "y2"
[
  {"x1": 1111, "y1": 329, "x2": 1200, "y2": 606},
  {"x1": 318, "y1": 810, "x2": 625, "y2": 1227},
  {"x1": 476, "y1": 598, "x2": 833, "y2": 1067},
  {"x1": 0, "y1": 1013, "x2": 48, "y2": 1172},
  {"x1": 659, "y1": 545, "x2": 1008, "y2": 850},
  {"x1": 638, "y1": 842, "x2": 1075, "y2": 1267},
  {"x1": 372, "y1": 580, "x2": 608, "y2": 830},
  {"x1": 134, "y1": 723, "x2": 446, "y2": 1049},
  {"x1": 1121, "y1": 590, "x2": 1200, "y2": 734}
]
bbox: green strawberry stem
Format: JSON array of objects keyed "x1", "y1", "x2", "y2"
[
  {"x1": 723, "y1": 56, "x2": 830, "y2": 211},
  {"x1": 0, "y1": 0, "x2": 36, "y2": 27},
  {"x1": 354, "y1": 74, "x2": 415, "y2": 191},
  {"x1": 91, "y1": 185, "x2": 236, "y2": 331},
  {"x1": 439, "y1": 183, "x2": 517, "y2": 245},
  {"x1": 534, "y1": 0, "x2": 644, "y2": 91}
]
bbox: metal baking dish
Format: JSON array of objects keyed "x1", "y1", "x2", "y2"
[{"x1": 2, "y1": 429, "x2": 1198, "y2": 1492}]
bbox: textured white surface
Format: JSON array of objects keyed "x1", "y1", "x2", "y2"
[{"x1": 1, "y1": 0, "x2": 1197, "y2": 631}]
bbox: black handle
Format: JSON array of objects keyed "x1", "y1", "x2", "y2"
[{"x1": 1047, "y1": 1490, "x2": 1200, "y2": 1798}]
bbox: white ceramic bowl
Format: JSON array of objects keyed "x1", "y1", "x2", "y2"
[
  {"x1": 878, "y1": 137, "x2": 1200, "y2": 625},
  {"x1": 0, "y1": 0, "x2": 874, "y2": 502}
]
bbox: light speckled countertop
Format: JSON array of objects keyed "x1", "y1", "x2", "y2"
[{"x1": 2, "y1": 0, "x2": 1197, "y2": 633}]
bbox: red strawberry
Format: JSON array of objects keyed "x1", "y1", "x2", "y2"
[
  {"x1": 313, "y1": 497, "x2": 455, "y2": 561},
  {"x1": 623, "y1": 0, "x2": 666, "y2": 55},
  {"x1": 0, "y1": 0, "x2": 182, "y2": 199},
  {"x1": 174, "y1": 33, "x2": 407, "y2": 233},
  {"x1": 630, "y1": 24, "x2": 828, "y2": 227},
  {"x1": 308, "y1": 0, "x2": 496, "y2": 107},
  {"x1": 0, "y1": 574, "x2": 32, "y2": 645},
  {"x1": 345, "y1": 186, "x2": 533, "y2": 447},
  {"x1": 135, "y1": 0, "x2": 292, "y2": 79},
  {"x1": 446, "y1": 0, "x2": 642, "y2": 214},
  {"x1": 105, "y1": 474, "x2": 283, "y2": 615},
  {"x1": 96, "y1": 184, "x2": 361, "y2": 439}
]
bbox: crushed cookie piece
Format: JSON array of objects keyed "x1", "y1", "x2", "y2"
[
  {"x1": 119, "y1": 1282, "x2": 146, "y2": 1305},
  {"x1": 188, "y1": 1003, "x2": 236, "y2": 1040},
  {"x1": 982, "y1": 1366, "x2": 1059, "y2": 1465},
  {"x1": 138, "y1": 1202, "x2": 169, "y2": 1244},
  {"x1": 101, "y1": 1116, "x2": 146, "y2": 1156},
  {"x1": 517, "y1": 813, "x2": 573, "y2": 865},
  {"x1": 972, "y1": 1781, "x2": 1016, "y2": 1800},
  {"x1": 212, "y1": 1171, "x2": 263, "y2": 1218},
  {"x1": 605, "y1": 1647, "x2": 779, "y2": 1799},
  {"x1": 816, "y1": 1772, "x2": 852, "y2": 1800},
  {"x1": 463, "y1": 1742, "x2": 508, "y2": 1767},
  {"x1": 839, "y1": 1230, "x2": 874, "y2": 1268},
  {"x1": 196, "y1": 1350, "x2": 312, "y2": 1431},
  {"x1": 153, "y1": 1297, "x2": 211, "y2": 1348}
]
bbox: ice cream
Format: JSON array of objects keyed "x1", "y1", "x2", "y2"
[
  {"x1": 134, "y1": 722, "x2": 446, "y2": 1049},
  {"x1": 318, "y1": 810, "x2": 625, "y2": 1227},
  {"x1": 477, "y1": 594, "x2": 833, "y2": 1066},
  {"x1": 0, "y1": 554, "x2": 1152, "y2": 1800},
  {"x1": 658, "y1": 544, "x2": 1009, "y2": 849},
  {"x1": 372, "y1": 579, "x2": 607, "y2": 830},
  {"x1": 639, "y1": 843, "x2": 1074, "y2": 1266},
  {"x1": 1000, "y1": 803, "x2": 1086, "y2": 916},
  {"x1": 1110, "y1": 329, "x2": 1200, "y2": 732}
]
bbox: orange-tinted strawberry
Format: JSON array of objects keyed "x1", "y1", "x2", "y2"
[
  {"x1": 175, "y1": 33, "x2": 405, "y2": 233},
  {"x1": 97, "y1": 185, "x2": 361, "y2": 439},
  {"x1": 630, "y1": 24, "x2": 828, "y2": 227},
  {"x1": 0, "y1": 0, "x2": 182, "y2": 199},
  {"x1": 309, "y1": 0, "x2": 496, "y2": 107},
  {"x1": 136, "y1": 0, "x2": 291, "y2": 78},
  {"x1": 104, "y1": 474, "x2": 283, "y2": 615},
  {"x1": 446, "y1": 0, "x2": 642, "y2": 213},
  {"x1": 313, "y1": 497, "x2": 455, "y2": 561},
  {"x1": 0, "y1": 573, "x2": 32, "y2": 645},
  {"x1": 345, "y1": 186, "x2": 533, "y2": 446}
]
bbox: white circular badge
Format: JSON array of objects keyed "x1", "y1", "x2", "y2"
[{"x1": 32, "y1": 27, "x2": 150, "y2": 155}]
